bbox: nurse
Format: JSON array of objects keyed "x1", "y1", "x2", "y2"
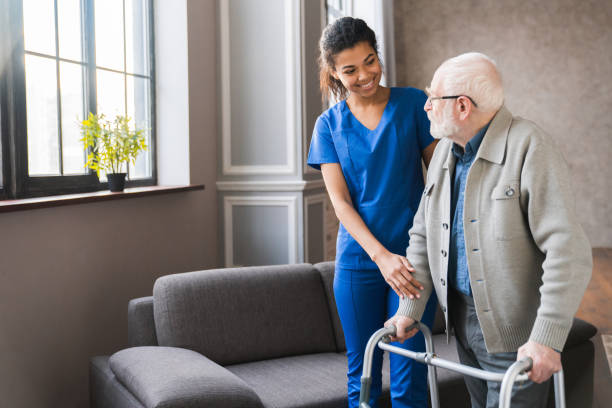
[{"x1": 307, "y1": 17, "x2": 438, "y2": 408}]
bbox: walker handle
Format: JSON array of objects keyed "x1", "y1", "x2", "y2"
[{"x1": 383, "y1": 322, "x2": 420, "y2": 340}]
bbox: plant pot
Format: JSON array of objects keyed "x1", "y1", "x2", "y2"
[{"x1": 107, "y1": 173, "x2": 127, "y2": 192}]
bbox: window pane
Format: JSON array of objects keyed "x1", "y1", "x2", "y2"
[
  {"x1": 127, "y1": 75, "x2": 150, "y2": 178},
  {"x1": 58, "y1": 0, "x2": 83, "y2": 62},
  {"x1": 96, "y1": 69, "x2": 125, "y2": 118},
  {"x1": 60, "y1": 61, "x2": 86, "y2": 175},
  {"x1": 125, "y1": 0, "x2": 148, "y2": 75},
  {"x1": 23, "y1": 0, "x2": 56, "y2": 56},
  {"x1": 25, "y1": 55, "x2": 60, "y2": 176},
  {"x1": 95, "y1": 0, "x2": 125, "y2": 71}
]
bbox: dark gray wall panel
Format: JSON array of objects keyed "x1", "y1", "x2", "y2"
[{"x1": 307, "y1": 201, "x2": 324, "y2": 263}]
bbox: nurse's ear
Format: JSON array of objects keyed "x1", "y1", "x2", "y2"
[{"x1": 331, "y1": 70, "x2": 340, "y2": 80}]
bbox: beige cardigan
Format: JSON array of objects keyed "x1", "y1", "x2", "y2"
[{"x1": 397, "y1": 106, "x2": 592, "y2": 353}]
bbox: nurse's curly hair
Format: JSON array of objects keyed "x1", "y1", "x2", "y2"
[{"x1": 318, "y1": 17, "x2": 380, "y2": 102}]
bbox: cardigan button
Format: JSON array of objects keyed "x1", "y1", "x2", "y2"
[
  {"x1": 442, "y1": 306, "x2": 447, "y2": 313},
  {"x1": 441, "y1": 249, "x2": 447, "y2": 257},
  {"x1": 442, "y1": 223, "x2": 449, "y2": 230},
  {"x1": 505, "y1": 187, "x2": 515, "y2": 197},
  {"x1": 440, "y1": 278, "x2": 446, "y2": 286}
]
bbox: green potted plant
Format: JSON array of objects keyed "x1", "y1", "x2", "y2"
[{"x1": 80, "y1": 112, "x2": 148, "y2": 192}]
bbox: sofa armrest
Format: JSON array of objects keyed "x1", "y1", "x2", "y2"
[
  {"x1": 128, "y1": 297, "x2": 158, "y2": 346},
  {"x1": 109, "y1": 347, "x2": 263, "y2": 408},
  {"x1": 564, "y1": 317, "x2": 597, "y2": 350}
]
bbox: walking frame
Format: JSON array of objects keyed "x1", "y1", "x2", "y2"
[{"x1": 359, "y1": 323, "x2": 566, "y2": 408}]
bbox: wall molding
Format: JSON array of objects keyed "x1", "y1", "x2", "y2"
[
  {"x1": 220, "y1": 0, "x2": 299, "y2": 175},
  {"x1": 223, "y1": 195, "x2": 298, "y2": 267},
  {"x1": 216, "y1": 179, "x2": 324, "y2": 192}
]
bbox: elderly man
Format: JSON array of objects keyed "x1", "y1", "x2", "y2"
[{"x1": 386, "y1": 53, "x2": 592, "y2": 407}]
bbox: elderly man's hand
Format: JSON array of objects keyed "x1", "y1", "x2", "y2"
[
  {"x1": 517, "y1": 341, "x2": 561, "y2": 383},
  {"x1": 384, "y1": 315, "x2": 419, "y2": 343}
]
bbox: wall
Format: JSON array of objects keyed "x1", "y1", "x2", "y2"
[
  {"x1": 0, "y1": 0, "x2": 219, "y2": 406},
  {"x1": 394, "y1": 0, "x2": 612, "y2": 247},
  {"x1": 216, "y1": 0, "x2": 335, "y2": 267}
]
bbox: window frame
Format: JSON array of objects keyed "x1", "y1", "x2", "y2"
[{"x1": 0, "y1": 0, "x2": 157, "y2": 199}]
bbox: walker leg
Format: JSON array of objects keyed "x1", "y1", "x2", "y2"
[
  {"x1": 418, "y1": 323, "x2": 440, "y2": 408},
  {"x1": 359, "y1": 327, "x2": 395, "y2": 408},
  {"x1": 553, "y1": 370, "x2": 566, "y2": 408}
]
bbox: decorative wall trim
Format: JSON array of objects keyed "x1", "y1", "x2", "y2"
[
  {"x1": 220, "y1": 0, "x2": 299, "y2": 175},
  {"x1": 304, "y1": 193, "x2": 327, "y2": 263},
  {"x1": 223, "y1": 195, "x2": 298, "y2": 267},
  {"x1": 216, "y1": 179, "x2": 324, "y2": 192}
]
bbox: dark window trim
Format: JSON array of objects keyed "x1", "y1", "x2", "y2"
[{"x1": 0, "y1": 0, "x2": 157, "y2": 200}]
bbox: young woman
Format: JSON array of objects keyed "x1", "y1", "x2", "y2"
[{"x1": 307, "y1": 17, "x2": 438, "y2": 408}]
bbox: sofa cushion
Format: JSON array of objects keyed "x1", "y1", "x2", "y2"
[
  {"x1": 153, "y1": 264, "x2": 337, "y2": 365},
  {"x1": 109, "y1": 347, "x2": 262, "y2": 408},
  {"x1": 227, "y1": 352, "x2": 391, "y2": 408}
]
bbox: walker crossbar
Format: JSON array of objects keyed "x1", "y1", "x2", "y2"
[{"x1": 358, "y1": 323, "x2": 566, "y2": 408}]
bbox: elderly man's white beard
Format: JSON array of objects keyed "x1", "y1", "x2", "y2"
[{"x1": 430, "y1": 106, "x2": 460, "y2": 139}]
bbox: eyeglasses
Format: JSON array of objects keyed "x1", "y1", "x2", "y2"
[{"x1": 425, "y1": 87, "x2": 478, "y2": 108}]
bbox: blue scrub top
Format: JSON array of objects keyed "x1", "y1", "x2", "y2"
[{"x1": 307, "y1": 87, "x2": 433, "y2": 270}]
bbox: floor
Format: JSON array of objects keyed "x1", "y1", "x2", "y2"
[{"x1": 575, "y1": 248, "x2": 611, "y2": 408}]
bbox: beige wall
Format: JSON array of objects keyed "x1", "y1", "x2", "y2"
[
  {"x1": 394, "y1": 0, "x2": 612, "y2": 247},
  {"x1": 0, "y1": 1, "x2": 219, "y2": 407}
]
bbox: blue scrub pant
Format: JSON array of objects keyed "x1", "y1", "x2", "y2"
[{"x1": 334, "y1": 266, "x2": 438, "y2": 408}]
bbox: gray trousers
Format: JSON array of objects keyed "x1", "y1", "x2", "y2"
[{"x1": 448, "y1": 290, "x2": 550, "y2": 408}]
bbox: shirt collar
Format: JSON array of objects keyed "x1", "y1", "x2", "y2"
[{"x1": 452, "y1": 121, "x2": 491, "y2": 161}]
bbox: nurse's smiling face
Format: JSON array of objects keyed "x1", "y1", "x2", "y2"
[{"x1": 332, "y1": 41, "x2": 382, "y2": 99}]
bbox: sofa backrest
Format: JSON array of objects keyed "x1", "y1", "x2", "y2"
[{"x1": 152, "y1": 263, "x2": 338, "y2": 366}]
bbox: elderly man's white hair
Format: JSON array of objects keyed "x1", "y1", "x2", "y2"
[{"x1": 437, "y1": 52, "x2": 504, "y2": 113}]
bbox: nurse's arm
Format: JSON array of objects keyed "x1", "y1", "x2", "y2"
[
  {"x1": 320, "y1": 163, "x2": 424, "y2": 299},
  {"x1": 422, "y1": 140, "x2": 439, "y2": 169}
]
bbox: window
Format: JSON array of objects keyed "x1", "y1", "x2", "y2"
[
  {"x1": 0, "y1": 0, "x2": 155, "y2": 198},
  {"x1": 326, "y1": 0, "x2": 352, "y2": 24}
]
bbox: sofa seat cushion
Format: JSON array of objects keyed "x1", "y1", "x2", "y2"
[
  {"x1": 153, "y1": 264, "x2": 337, "y2": 365},
  {"x1": 109, "y1": 347, "x2": 262, "y2": 408},
  {"x1": 223, "y1": 338, "x2": 469, "y2": 408},
  {"x1": 227, "y1": 352, "x2": 389, "y2": 408}
]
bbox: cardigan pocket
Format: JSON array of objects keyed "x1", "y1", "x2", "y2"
[{"x1": 491, "y1": 181, "x2": 528, "y2": 241}]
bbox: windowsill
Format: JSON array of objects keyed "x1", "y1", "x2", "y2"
[{"x1": 0, "y1": 184, "x2": 205, "y2": 213}]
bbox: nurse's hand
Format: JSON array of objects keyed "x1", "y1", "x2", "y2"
[{"x1": 374, "y1": 251, "x2": 423, "y2": 299}]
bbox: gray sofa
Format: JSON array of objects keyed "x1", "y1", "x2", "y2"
[{"x1": 90, "y1": 262, "x2": 596, "y2": 408}]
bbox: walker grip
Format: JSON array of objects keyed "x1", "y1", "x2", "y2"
[{"x1": 385, "y1": 321, "x2": 420, "y2": 339}]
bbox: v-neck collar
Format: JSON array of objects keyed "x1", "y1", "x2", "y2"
[{"x1": 343, "y1": 87, "x2": 394, "y2": 132}]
